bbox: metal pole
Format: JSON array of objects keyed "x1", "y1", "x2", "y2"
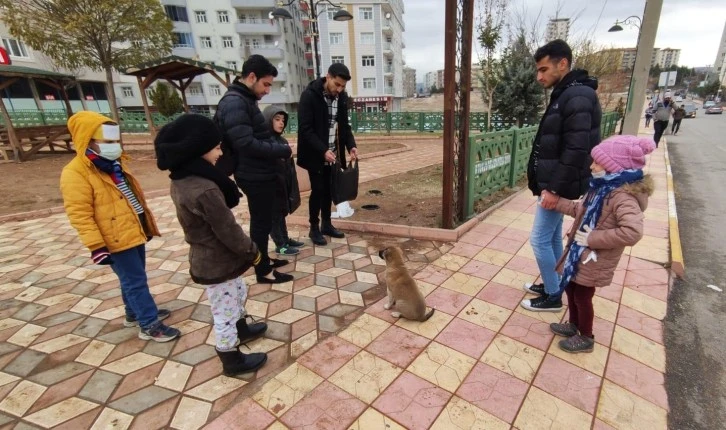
[
  {"x1": 311, "y1": 2, "x2": 321, "y2": 79},
  {"x1": 622, "y1": 0, "x2": 663, "y2": 135},
  {"x1": 442, "y1": 0, "x2": 457, "y2": 229}
]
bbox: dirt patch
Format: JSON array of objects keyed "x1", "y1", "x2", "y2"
[{"x1": 0, "y1": 140, "x2": 406, "y2": 217}]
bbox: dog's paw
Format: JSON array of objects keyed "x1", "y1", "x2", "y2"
[
  {"x1": 391, "y1": 311, "x2": 401, "y2": 318},
  {"x1": 383, "y1": 303, "x2": 392, "y2": 310}
]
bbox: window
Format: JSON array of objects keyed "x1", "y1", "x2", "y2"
[
  {"x1": 217, "y1": 10, "x2": 230, "y2": 23},
  {"x1": 195, "y1": 10, "x2": 207, "y2": 23},
  {"x1": 173, "y1": 32, "x2": 193, "y2": 48},
  {"x1": 363, "y1": 78, "x2": 376, "y2": 89},
  {"x1": 360, "y1": 7, "x2": 373, "y2": 20},
  {"x1": 361, "y1": 56, "x2": 375, "y2": 67},
  {"x1": 327, "y1": 7, "x2": 340, "y2": 20},
  {"x1": 200, "y1": 36, "x2": 212, "y2": 49},
  {"x1": 360, "y1": 32, "x2": 374, "y2": 44},
  {"x1": 227, "y1": 61, "x2": 238, "y2": 70},
  {"x1": 121, "y1": 86, "x2": 134, "y2": 98},
  {"x1": 1, "y1": 38, "x2": 29, "y2": 58},
  {"x1": 331, "y1": 56, "x2": 345, "y2": 64},
  {"x1": 329, "y1": 33, "x2": 342, "y2": 45},
  {"x1": 188, "y1": 84, "x2": 203, "y2": 96},
  {"x1": 221, "y1": 36, "x2": 233, "y2": 48},
  {"x1": 209, "y1": 84, "x2": 222, "y2": 96},
  {"x1": 164, "y1": 5, "x2": 189, "y2": 22}
]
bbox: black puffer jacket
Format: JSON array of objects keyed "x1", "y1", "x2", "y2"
[
  {"x1": 527, "y1": 69, "x2": 602, "y2": 200},
  {"x1": 297, "y1": 78, "x2": 356, "y2": 172},
  {"x1": 214, "y1": 82, "x2": 291, "y2": 182}
]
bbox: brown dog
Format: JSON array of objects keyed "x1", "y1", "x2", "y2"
[{"x1": 379, "y1": 246, "x2": 434, "y2": 321}]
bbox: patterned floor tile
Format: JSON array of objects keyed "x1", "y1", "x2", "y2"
[
  {"x1": 480, "y1": 335, "x2": 545, "y2": 383},
  {"x1": 611, "y1": 326, "x2": 666, "y2": 372},
  {"x1": 24, "y1": 397, "x2": 99, "y2": 428},
  {"x1": 372, "y1": 371, "x2": 452, "y2": 429},
  {"x1": 514, "y1": 386, "x2": 593, "y2": 430},
  {"x1": 90, "y1": 407, "x2": 134, "y2": 430},
  {"x1": 533, "y1": 355, "x2": 602, "y2": 414},
  {"x1": 0, "y1": 380, "x2": 46, "y2": 416},
  {"x1": 499, "y1": 311, "x2": 554, "y2": 351},
  {"x1": 457, "y1": 298, "x2": 512, "y2": 332},
  {"x1": 407, "y1": 342, "x2": 476, "y2": 392},
  {"x1": 440, "y1": 273, "x2": 487, "y2": 297},
  {"x1": 394, "y1": 310, "x2": 452, "y2": 339},
  {"x1": 155, "y1": 361, "x2": 193, "y2": 392},
  {"x1": 328, "y1": 350, "x2": 402, "y2": 403},
  {"x1": 430, "y1": 395, "x2": 509, "y2": 430},
  {"x1": 252, "y1": 363, "x2": 324, "y2": 417},
  {"x1": 169, "y1": 396, "x2": 211, "y2": 430},
  {"x1": 458, "y1": 259, "x2": 502, "y2": 280},
  {"x1": 279, "y1": 381, "x2": 366, "y2": 430},
  {"x1": 431, "y1": 254, "x2": 470, "y2": 272},
  {"x1": 297, "y1": 336, "x2": 360, "y2": 378},
  {"x1": 476, "y1": 281, "x2": 525, "y2": 310},
  {"x1": 337, "y1": 313, "x2": 391, "y2": 348},
  {"x1": 29, "y1": 333, "x2": 87, "y2": 354},
  {"x1": 616, "y1": 305, "x2": 664, "y2": 344},
  {"x1": 348, "y1": 407, "x2": 408, "y2": 430},
  {"x1": 471, "y1": 248, "x2": 513, "y2": 267},
  {"x1": 435, "y1": 317, "x2": 496, "y2": 359},
  {"x1": 547, "y1": 338, "x2": 609, "y2": 376},
  {"x1": 365, "y1": 325, "x2": 430, "y2": 368},
  {"x1": 456, "y1": 362, "x2": 528, "y2": 423},
  {"x1": 620, "y1": 288, "x2": 667, "y2": 320},
  {"x1": 185, "y1": 375, "x2": 246, "y2": 402},
  {"x1": 101, "y1": 352, "x2": 163, "y2": 375},
  {"x1": 490, "y1": 267, "x2": 537, "y2": 290},
  {"x1": 605, "y1": 351, "x2": 668, "y2": 410},
  {"x1": 596, "y1": 380, "x2": 668, "y2": 430},
  {"x1": 413, "y1": 265, "x2": 454, "y2": 286}
]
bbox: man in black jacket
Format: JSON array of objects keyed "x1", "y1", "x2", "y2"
[
  {"x1": 215, "y1": 55, "x2": 293, "y2": 284},
  {"x1": 297, "y1": 63, "x2": 358, "y2": 246},
  {"x1": 521, "y1": 39, "x2": 602, "y2": 312}
]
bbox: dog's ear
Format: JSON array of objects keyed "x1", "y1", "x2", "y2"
[{"x1": 378, "y1": 248, "x2": 388, "y2": 261}]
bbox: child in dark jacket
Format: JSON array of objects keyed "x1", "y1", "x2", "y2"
[
  {"x1": 262, "y1": 105, "x2": 304, "y2": 256},
  {"x1": 521, "y1": 135, "x2": 655, "y2": 353},
  {"x1": 155, "y1": 114, "x2": 268, "y2": 376}
]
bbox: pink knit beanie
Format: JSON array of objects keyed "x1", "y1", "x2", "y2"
[{"x1": 591, "y1": 135, "x2": 656, "y2": 173}]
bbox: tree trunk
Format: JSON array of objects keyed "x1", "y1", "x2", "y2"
[
  {"x1": 104, "y1": 67, "x2": 120, "y2": 123},
  {"x1": 486, "y1": 91, "x2": 493, "y2": 131}
]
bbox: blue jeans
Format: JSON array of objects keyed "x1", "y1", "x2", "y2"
[
  {"x1": 110, "y1": 244, "x2": 159, "y2": 330},
  {"x1": 531, "y1": 200, "x2": 564, "y2": 296}
]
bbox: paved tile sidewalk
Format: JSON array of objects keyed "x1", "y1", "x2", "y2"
[{"x1": 0, "y1": 138, "x2": 671, "y2": 429}]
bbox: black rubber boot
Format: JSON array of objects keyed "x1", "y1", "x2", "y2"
[
  {"x1": 237, "y1": 315, "x2": 268, "y2": 344},
  {"x1": 321, "y1": 221, "x2": 345, "y2": 239},
  {"x1": 216, "y1": 348, "x2": 267, "y2": 376},
  {"x1": 309, "y1": 224, "x2": 327, "y2": 246}
]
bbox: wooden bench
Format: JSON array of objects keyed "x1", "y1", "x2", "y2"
[{"x1": 0, "y1": 124, "x2": 72, "y2": 161}]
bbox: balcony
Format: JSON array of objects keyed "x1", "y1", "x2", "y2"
[
  {"x1": 249, "y1": 46, "x2": 285, "y2": 59},
  {"x1": 383, "y1": 42, "x2": 394, "y2": 57},
  {"x1": 382, "y1": 20, "x2": 393, "y2": 36},
  {"x1": 385, "y1": 86, "x2": 394, "y2": 95},
  {"x1": 230, "y1": 0, "x2": 275, "y2": 8},
  {"x1": 275, "y1": 72, "x2": 288, "y2": 82},
  {"x1": 235, "y1": 18, "x2": 280, "y2": 35},
  {"x1": 172, "y1": 46, "x2": 196, "y2": 59},
  {"x1": 384, "y1": 65, "x2": 393, "y2": 75}
]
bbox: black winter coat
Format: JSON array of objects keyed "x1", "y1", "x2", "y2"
[
  {"x1": 297, "y1": 78, "x2": 356, "y2": 172},
  {"x1": 214, "y1": 83, "x2": 291, "y2": 182},
  {"x1": 527, "y1": 69, "x2": 602, "y2": 200}
]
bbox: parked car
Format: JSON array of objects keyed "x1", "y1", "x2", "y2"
[
  {"x1": 683, "y1": 103, "x2": 697, "y2": 118},
  {"x1": 705, "y1": 104, "x2": 723, "y2": 114},
  {"x1": 703, "y1": 101, "x2": 716, "y2": 109}
]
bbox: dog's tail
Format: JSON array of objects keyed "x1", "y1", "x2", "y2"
[{"x1": 421, "y1": 307, "x2": 435, "y2": 321}]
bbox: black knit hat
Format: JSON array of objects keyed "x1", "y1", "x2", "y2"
[{"x1": 155, "y1": 114, "x2": 222, "y2": 171}]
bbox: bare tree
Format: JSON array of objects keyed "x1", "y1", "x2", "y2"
[{"x1": 475, "y1": 0, "x2": 508, "y2": 130}]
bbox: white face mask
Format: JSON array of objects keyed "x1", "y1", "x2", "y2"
[
  {"x1": 97, "y1": 143, "x2": 123, "y2": 160},
  {"x1": 591, "y1": 170, "x2": 607, "y2": 179}
]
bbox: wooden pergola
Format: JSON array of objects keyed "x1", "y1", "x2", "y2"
[
  {"x1": 0, "y1": 65, "x2": 76, "y2": 162},
  {"x1": 124, "y1": 55, "x2": 241, "y2": 135}
]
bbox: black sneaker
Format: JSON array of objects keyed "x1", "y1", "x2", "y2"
[
  {"x1": 138, "y1": 323, "x2": 181, "y2": 342},
  {"x1": 124, "y1": 308, "x2": 171, "y2": 328},
  {"x1": 275, "y1": 246, "x2": 300, "y2": 256},
  {"x1": 559, "y1": 334, "x2": 595, "y2": 353},
  {"x1": 523, "y1": 282, "x2": 545, "y2": 296},
  {"x1": 550, "y1": 322, "x2": 578, "y2": 337},
  {"x1": 286, "y1": 238, "x2": 305, "y2": 248},
  {"x1": 520, "y1": 295, "x2": 563, "y2": 312}
]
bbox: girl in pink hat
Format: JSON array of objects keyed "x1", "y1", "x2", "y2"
[{"x1": 522, "y1": 135, "x2": 656, "y2": 353}]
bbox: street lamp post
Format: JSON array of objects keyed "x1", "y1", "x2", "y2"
[
  {"x1": 609, "y1": 15, "x2": 642, "y2": 134},
  {"x1": 271, "y1": 1, "x2": 353, "y2": 79},
  {"x1": 607, "y1": 0, "x2": 663, "y2": 136}
]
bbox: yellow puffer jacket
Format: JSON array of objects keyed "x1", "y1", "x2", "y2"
[{"x1": 60, "y1": 111, "x2": 160, "y2": 254}]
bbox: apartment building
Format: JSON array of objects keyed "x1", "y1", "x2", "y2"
[
  {"x1": 314, "y1": 0, "x2": 406, "y2": 112},
  {"x1": 402, "y1": 66, "x2": 415, "y2": 98},
  {"x1": 546, "y1": 18, "x2": 570, "y2": 42},
  {"x1": 596, "y1": 47, "x2": 681, "y2": 71},
  {"x1": 714, "y1": 21, "x2": 726, "y2": 85}
]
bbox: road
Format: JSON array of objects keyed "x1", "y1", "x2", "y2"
[{"x1": 664, "y1": 108, "x2": 726, "y2": 430}]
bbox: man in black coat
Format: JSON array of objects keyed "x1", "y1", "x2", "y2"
[
  {"x1": 297, "y1": 63, "x2": 358, "y2": 246},
  {"x1": 521, "y1": 39, "x2": 602, "y2": 312},
  {"x1": 215, "y1": 55, "x2": 293, "y2": 284}
]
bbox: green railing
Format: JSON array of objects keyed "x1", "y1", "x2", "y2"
[
  {"x1": 0, "y1": 109, "x2": 187, "y2": 132},
  {"x1": 465, "y1": 111, "x2": 620, "y2": 218}
]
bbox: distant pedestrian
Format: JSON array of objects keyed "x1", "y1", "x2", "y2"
[
  {"x1": 644, "y1": 105, "x2": 653, "y2": 128},
  {"x1": 60, "y1": 111, "x2": 179, "y2": 342},
  {"x1": 155, "y1": 114, "x2": 268, "y2": 376},
  {"x1": 653, "y1": 97, "x2": 677, "y2": 146},
  {"x1": 672, "y1": 105, "x2": 686, "y2": 135},
  {"x1": 521, "y1": 39, "x2": 602, "y2": 312},
  {"x1": 261, "y1": 105, "x2": 305, "y2": 256},
  {"x1": 546, "y1": 135, "x2": 654, "y2": 353}
]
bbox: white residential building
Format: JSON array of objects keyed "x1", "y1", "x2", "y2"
[
  {"x1": 655, "y1": 48, "x2": 680, "y2": 69},
  {"x1": 314, "y1": 0, "x2": 406, "y2": 112},
  {"x1": 713, "y1": 21, "x2": 726, "y2": 85},
  {"x1": 546, "y1": 18, "x2": 570, "y2": 42}
]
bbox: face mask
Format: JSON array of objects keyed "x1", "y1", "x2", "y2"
[
  {"x1": 97, "y1": 143, "x2": 123, "y2": 160},
  {"x1": 591, "y1": 170, "x2": 607, "y2": 179}
]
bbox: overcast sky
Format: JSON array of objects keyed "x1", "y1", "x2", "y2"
[{"x1": 402, "y1": 0, "x2": 726, "y2": 80}]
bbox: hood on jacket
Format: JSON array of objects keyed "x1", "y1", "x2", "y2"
[
  {"x1": 617, "y1": 174, "x2": 655, "y2": 211},
  {"x1": 67, "y1": 111, "x2": 117, "y2": 157},
  {"x1": 262, "y1": 104, "x2": 288, "y2": 136},
  {"x1": 551, "y1": 69, "x2": 598, "y2": 101},
  {"x1": 305, "y1": 77, "x2": 326, "y2": 97}
]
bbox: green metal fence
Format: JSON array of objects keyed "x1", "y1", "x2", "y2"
[{"x1": 465, "y1": 111, "x2": 620, "y2": 218}]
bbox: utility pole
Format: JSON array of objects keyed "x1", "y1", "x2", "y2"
[{"x1": 622, "y1": 0, "x2": 663, "y2": 135}]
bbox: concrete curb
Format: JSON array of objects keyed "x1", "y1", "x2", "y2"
[{"x1": 663, "y1": 139, "x2": 685, "y2": 278}]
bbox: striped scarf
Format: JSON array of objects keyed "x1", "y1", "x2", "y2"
[
  {"x1": 556, "y1": 169, "x2": 644, "y2": 296},
  {"x1": 86, "y1": 150, "x2": 144, "y2": 214}
]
